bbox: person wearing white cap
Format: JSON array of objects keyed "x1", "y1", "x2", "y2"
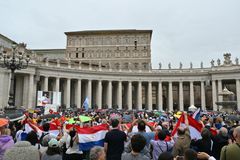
[{"x1": 41, "y1": 138, "x2": 62, "y2": 160}]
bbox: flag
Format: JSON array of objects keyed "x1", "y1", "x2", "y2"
[
  {"x1": 126, "y1": 122, "x2": 156, "y2": 133},
  {"x1": 172, "y1": 114, "x2": 203, "y2": 140},
  {"x1": 25, "y1": 121, "x2": 60, "y2": 137},
  {"x1": 83, "y1": 97, "x2": 89, "y2": 111},
  {"x1": 66, "y1": 124, "x2": 109, "y2": 151},
  {"x1": 192, "y1": 108, "x2": 201, "y2": 121},
  {"x1": 25, "y1": 120, "x2": 108, "y2": 151}
]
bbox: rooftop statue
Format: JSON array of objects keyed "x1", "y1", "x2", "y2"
[
  {"x1": 168, "y1": 63, "x2": 171, "y2": 69},
  {"x1": 217, "y1": 58, "x2": 221, "y2": 66},
  {"x1": 200, "y1": 62, "x2": 203, "y2": 68},
  {"x1": 235, "y1": 57, "x2": 239, "y2": 65},
  {"x1": 223, "y1": 53, "x2": 232, "y2": 65},
  {"x1": 210, "y1": 59, "x2": 215, "y2": 68},
  {"x1": 190, "y1": 62, "x2": 193, "y2": 69},
  {"x1": 179, "y1": 62, "x2": 182, "y2": 69},
  {"x1": 159, "y1": 63, "x2": 162, "y2": 69}
]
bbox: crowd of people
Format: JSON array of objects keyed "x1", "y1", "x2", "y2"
[{"x1": 0, "y1": 108, "x2": 240, "y2": 160}]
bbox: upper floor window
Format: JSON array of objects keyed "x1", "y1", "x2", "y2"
[{"x1": 134, "y1": 41, "x2": 137, "y2": 50}]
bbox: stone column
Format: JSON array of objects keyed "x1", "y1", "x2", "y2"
[
  {"x1": 236, "y1": 79, "x2": 240, "y2": 111},
  {"x1": 55, "y1": 77, "x2": 60, "y2": 92},
  {"x1": 201, "y1": 81, "x2": 206, "y2": 110},
  {"x1": 96, "y1": 80, "x2": 102, "y2": 109},
  {"x1": 3, "y1": 73, "x2": 10, "y2": 107},
  {"x1": 179, "y1": 81, "x2": 184, "y2": 111},
  {"x1": 66, "y1": 78, "x2": 71, "y2": 108},
  {"x1": 28, "y1": 74, "x2": 34, "y2": 108},
  {"x1": 168, "y1": 81, "x2": 173, "y2": 111},
  {"x1": 217, "y1": 80, "x2": 223, "y2": 110},
  {"x1": 76, "y1": 79, "x2": 81, "y2": 108},
  {"x1": 44, "y1": 76, "x2": 48, "y2": 91},
  {"x1": 107, "y1": 81, "x2": 112, "y2": 108},
  {"x1": 87, "y1": 80, "x2": 92, "y2": 109},
  {"x1": 158, "y1": 81, "x2": 163, "y2": 111},
  {"x1": 190, "y1": 81, "x2": 194, "y2": 106},
  {"x1": 137, "y1": 81, "x2": 142, "y2": 109},
  {"x1": 14, "y1": 76, "x2": 22, "y2": 107},
  {"x1": 23, "y1": 75, "x2": 29, "y2": 107},
  {"x1": 147, "y1": 81, "x2": 152, "y2": 110},
  {"x1": 212, "y1": 80, "x2": 217, "y2": 111},
  {"x1": 117, "y1": 81, "x2": 122, "y2": 109},
  {"x1": 32, "y1": 77, "x2": 37, "y2": 107},
  {"x1": 127, "y1": 81, "x2": 132, "y2": 110}
]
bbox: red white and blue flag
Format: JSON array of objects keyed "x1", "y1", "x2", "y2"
[
  {"x1": 66, "y1": 124, "x2": 108, "y2": 151},
  {"x1": 25, "y1": 121, "x2": 108, "y2": 151}
]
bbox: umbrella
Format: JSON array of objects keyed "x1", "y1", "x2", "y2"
[
  {"x1": 174, "y1": 111, "x2": 182, "y2": 119},
  {"x1": 110, "y1": 113, "x2": 121, "y2": 121},
  {"x1": 122, "y1": 115, "x2": 132, "y2": 123},
  {"x1": 227, "y1": 115, "x2": 240, "y2": 121},
  {"x1": 68, "y1": 118, "x2": 76, "y2": 124},
  {"x1": 79, "y1": 115, "x2": 92, "y2": 122},
  {"x1": 40, "y1": 114, "x2": 61, "y2": 119},
  {"x1": 154, "y1": 112, "x2": 161, "y2": 116},
  {"x1": 0, "y1": 118, "x2": 9, "y2": 127}
]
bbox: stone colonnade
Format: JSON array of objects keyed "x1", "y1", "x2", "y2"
[
  {"x1": 1, "y1": 70, "x2": 240, "y2": 111},
  {"x1": 11, "y1": 74, "x2": 240, "y2": 111}
]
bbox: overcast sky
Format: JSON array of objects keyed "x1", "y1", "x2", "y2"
[{"x1": 0, "y1": 0, "x2": 240, "y2": 69}]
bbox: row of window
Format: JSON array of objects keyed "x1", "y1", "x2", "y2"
[
  {"x1": 67, "y1": 36, "x2": 149, "y2": 46},
  {"x1": 70, "y1": 51, "x2": 149, "y2": 58},
  {"x1": 73, "y1": 46, "x2": 148, "y2": 51}
]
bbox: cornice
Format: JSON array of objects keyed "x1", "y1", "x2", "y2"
[{"x1": 0, "y1": 63, "x2": 239, "y2": 82}]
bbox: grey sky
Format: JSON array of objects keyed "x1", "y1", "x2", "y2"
[{"x1": 1, "y1": 0, "x2": 240, "y2": 69}]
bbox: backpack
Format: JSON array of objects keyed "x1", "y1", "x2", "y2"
[
  {"x1": 20, "y1": 132, "x2": 28, "y2": 141},
  {"x1": 39, "y1": 132, "x2": 49, "y2": 146},
  {"x1": 16, "y1": 130, "x2": 27, "y2": 141}
]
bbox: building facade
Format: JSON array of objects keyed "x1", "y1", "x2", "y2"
[
  {"x1": 65, "y1": 30, "x2": 152, "y2": 70},
  {"x1": 0, "y1": 30, "x2": 240, "y2": 111}
]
